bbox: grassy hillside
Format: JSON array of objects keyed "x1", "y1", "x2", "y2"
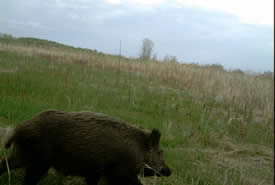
[{"x1": 0, "y1": 37, "x2": 273, "y2": 185}]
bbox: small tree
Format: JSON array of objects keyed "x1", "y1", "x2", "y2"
[
  {"x1": 163, "y1": 55, "x2": 178, "y2": 63},
  {"x1": 139, "y1": 38, "x2": 154, "y2": 61},
  {"x1": 0, "y1": 33, "x2": 14, "y2": 39},
  {"x1": 151, "y1": 53, "x2": 158, "y2": 62}
]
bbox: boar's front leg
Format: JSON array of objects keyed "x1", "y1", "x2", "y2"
[
  {"x1": 108, "y1": 175, "x2": 143, "y2": 185},
  {"x1": 22, "y1": 166, "x2": 49, "y2": 185},
  {"x1": 85, "y1": 175, "x2": 100, "y2": 185},
  {"x1": 106, "y1": 164, "x2": 143, "y2": 185},
  {"x1": 125, "y1": 176, "x2": 143, "y2": 185},
  {"x1": 108, "y1": 174, "x2": 143, "y2": 185}
]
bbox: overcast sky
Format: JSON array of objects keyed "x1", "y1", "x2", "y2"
[{"x1": 0, "y1": 0, "x2": 274, "y2": 72}]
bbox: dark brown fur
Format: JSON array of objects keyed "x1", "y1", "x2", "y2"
[{"x1": 0, "y1": 110, "x2": 171, "y2": 185}]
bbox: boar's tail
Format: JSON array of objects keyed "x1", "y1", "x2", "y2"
[{"x1": 5, "y1": 135, "x2": 15, "y2": 149}]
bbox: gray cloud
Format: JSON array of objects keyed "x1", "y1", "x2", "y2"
[{"x1": 0, "y1": 1, "x2": 273, "y2": 72}]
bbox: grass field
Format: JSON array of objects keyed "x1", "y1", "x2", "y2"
[{"x1": 0, "y1": 37, "x2": 274, "y2": 185}]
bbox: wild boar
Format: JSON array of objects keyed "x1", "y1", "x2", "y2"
[{"x1": 0, "y1": 110, "x2": 172, "y2": 185}]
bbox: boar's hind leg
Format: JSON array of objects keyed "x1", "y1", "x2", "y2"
[{"x1": 22, "y1": 166, "x2": 49, "y2": 185}]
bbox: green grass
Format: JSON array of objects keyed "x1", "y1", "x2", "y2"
[{"x1": 0, "y1": 39, "x2": 273, "y2": 185}]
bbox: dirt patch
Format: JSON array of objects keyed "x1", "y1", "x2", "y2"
[{"x1": 207, "y1": 141, "x2": 274, "y2": 185}]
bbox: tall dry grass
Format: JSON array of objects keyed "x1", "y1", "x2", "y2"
[{"x1": 0, "y1": 42, "x2": 273, "y2": 126}]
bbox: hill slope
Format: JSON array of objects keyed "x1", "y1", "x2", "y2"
[{"x1": 0, "y1": 37, "x2": 273, "y2": 185}]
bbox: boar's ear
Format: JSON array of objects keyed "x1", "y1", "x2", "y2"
[{"x1": 147, "y1": 129, "x2": 161, "y2": 148}]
